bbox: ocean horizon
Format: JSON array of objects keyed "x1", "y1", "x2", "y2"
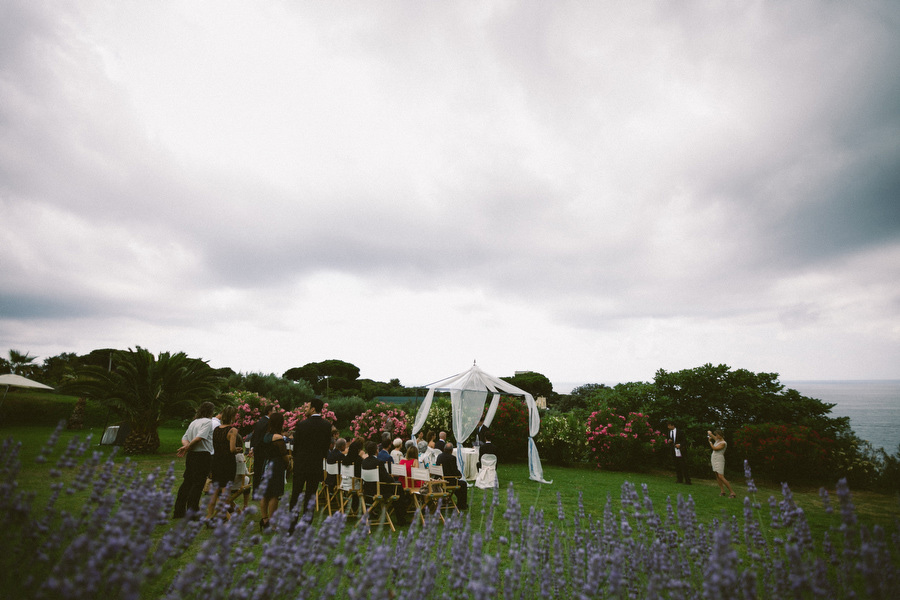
[{"x1": 555, "y1": 379, "x2": 900, "y2": 453}]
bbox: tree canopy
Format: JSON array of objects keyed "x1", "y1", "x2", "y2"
[
  {"x1": 283, "y1": 359, "x2": 362, "y2": 396},
  {"x1": 66, "y1": 347, "x2": 222, "y2": 453},
  {"x1": 501, "y1": 371, "x2": 554, "y2": 400}
]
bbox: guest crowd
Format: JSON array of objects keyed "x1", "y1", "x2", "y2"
[
  {"x1": 173, "y1": 398, "x2": 488, "y2": 529},
  {"x1": 175, "y1": 402, "x2": 738, "y2": 531}
]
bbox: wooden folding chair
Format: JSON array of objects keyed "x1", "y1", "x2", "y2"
[
  {"x1": 410, "y1": 466, "x2": 446, "y2": 524},
  {"x1": 322, "y1": 461, "x2": 342, "y2": 515},
  {"x1": 315, "y1": 459, "x2": 328, "y2": 511},
  {"x1": 360, "y1": 468, "x2": 398, "y2": 532},
  {"x1": 429, "y1": 464, "x2": 460, "y2": 516},
  {"x1": 338, "y1": 471, "x2": 362, "y2": 518}
]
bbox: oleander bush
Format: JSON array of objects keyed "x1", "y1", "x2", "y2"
[
  {"x1": 224, "y1": 390, "x2": 274, "y2": 434},
  {"x1": 487, "y1": 396, "x2": 530, "y2": 462},
  {"x1": 732, "y1": 423, "x2": 835, "y2": 483},
  {"x1": 586, "y1": 407, "x2": 669, "y2": 471},
  {"x1": 284, "y1": 402, "x2": 338, "y2": 435},
  {"x1": 349, "y1": 402, "x2": 410, "y2": 443},
  {"x1": 3, "y1": 426, "x2": 898, "y2": 599}
]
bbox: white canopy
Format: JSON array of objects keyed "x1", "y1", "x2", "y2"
[
  {"x1": 0, "y1": 373, "x2": 54, "y2": 412},
  {"x1": 412, "y1": 363, "x2": 551, "y2": 484}
]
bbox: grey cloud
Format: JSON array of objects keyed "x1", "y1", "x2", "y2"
[{"x1": 1, "y1": 0, "x2": 898, "y2": 381}]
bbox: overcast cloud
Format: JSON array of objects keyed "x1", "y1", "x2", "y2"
[{"x1": 1, "y1": 0, "x2": 898, "y2": 390}]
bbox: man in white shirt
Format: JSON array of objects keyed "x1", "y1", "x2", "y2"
[{"x1": 173, "y1": 402, "x2": 216, "y2": 518}]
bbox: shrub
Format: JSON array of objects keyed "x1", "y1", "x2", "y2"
[
  {"x1": 413, "y1": 395, "x2": 453, "y2": 442},
  {"x1": 0, "y1": 391, "x2": 107, "y2": 427},
  {"x1": 488, "y1": 396, "x2": 529, "y2": 462},
  {"x1": 284, "y1": 402, "x2": 337, "y2": 435},
  {"x1": 732, "y1": 423, "x2": 835, "y2": 483},
  {"x1": 586, "y1": 407, "x2": 668, "y2": 471},
  {"x1": 225, "y1": 372, "x2": 315, "y2": 410},
  {"x1": 323, "y1": 395, "x2": 367, "y2": 429},
  {"x1": 349, "y1": 402, "x2": 410, "y2": 443},
  {"x1": 877, "y1": 444, "x2": 900, "y2": 493},
  {"x1": 827, "y1": 433, "x2": 882, "y2": 489},
  {"x1": 535, "y1": 410, "x2": 590, "y2": 466},
  {"x1": 224, "y1": 390, "x2": 279, "y2": 435}
]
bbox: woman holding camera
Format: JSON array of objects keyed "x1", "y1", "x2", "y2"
[{"x1": 708, "y1": 430, "x2": 736, "y2": 498}]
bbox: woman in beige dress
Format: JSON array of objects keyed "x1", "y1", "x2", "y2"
[{"x1": 708, "y1": 430, "x2": 736, "y2": 498}]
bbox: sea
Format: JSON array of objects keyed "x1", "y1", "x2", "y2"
[
  {"x1": 557, "y1": 380, "x2": 900, "y2": 454},
  {"x1": 783, "y1": 380, "x2": 900, "y2": 454}
]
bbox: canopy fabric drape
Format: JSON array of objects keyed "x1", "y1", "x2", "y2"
[{"x1": 412, "y1": 364, "x2": 551, "y2": 484}]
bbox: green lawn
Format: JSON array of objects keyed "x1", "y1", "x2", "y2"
[
  {"x1": 6, "y1": 423, "x2": 899, "y2": 540},
  {"x1": 4, "y1": 423, "x2": 900, "y2": 599}
]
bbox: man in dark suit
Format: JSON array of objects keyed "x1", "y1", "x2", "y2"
[
  {"x1": 249, "y1": 404, "x2": 276, "y2": 496},
  {"x1": 290, "y1": 398, "x2": 333, "y2": 513},
  {"x1": 435, "y1": 431, "x2": 447, "y2": 452},
  {"x1": 436, "y1": 443, "x2": 468, "y2": 509},
  {"x1": 666, "y1": 420, "x2": 691, "y2": 485},
  {"x1": 473, "y1": 419, "x2": 490, "y2": 448}
]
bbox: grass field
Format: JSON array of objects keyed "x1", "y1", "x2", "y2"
[
  {"x1": 7, "y1": 423, "x2": 900, "y2": 539},
  {"x1": 0, "y1": 425, "x2": 900, "y2": 600}
]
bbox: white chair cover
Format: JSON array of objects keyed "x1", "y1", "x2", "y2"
[{"x1": 474, "y1": 454, "x2": 498, "y2": 490}]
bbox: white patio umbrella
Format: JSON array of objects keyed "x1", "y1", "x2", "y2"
[{"x1": 0, "y1": 373, "x2": 54, "y2": 411}]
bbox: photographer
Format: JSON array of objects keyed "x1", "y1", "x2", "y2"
[{"x1": 708, "y1": 430, "x2": 736, "y2": 498}]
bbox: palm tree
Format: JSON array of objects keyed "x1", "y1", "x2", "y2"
[
  {"x1": 8, "y1": 349, "x2": 38, "y2": 376},
  {"x1": 68, "y1": 347, "x2": 222, "y2": 453}
]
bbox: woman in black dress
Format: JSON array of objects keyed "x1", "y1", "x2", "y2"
[
  {"x1": 260, "y1": 412, "x2": 292, "y2": 530},
  {"x1": 207, "y1": 406, "x2": 242, "y2": 520}
]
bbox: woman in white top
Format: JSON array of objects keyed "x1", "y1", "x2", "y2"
[
  {"x1": 390, "y1": 438, "x2": 404, "y2": 464},
  {"x1": 708, "y1": 430, "x2": 736, "y2": 498}
]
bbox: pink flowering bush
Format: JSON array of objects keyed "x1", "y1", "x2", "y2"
[
  {"x1": 350, "y1": 402, "x2": 410, "y2": 442},
  {"x1": 223, "y1": 390, "x2": 282, "y2": 435},
  {"x1": 225, "y1": 391, "x2": 337, "y2": 437},
  {"x1": 586, "y1": 407, "x2": 668, "y2": 471},
  {"x1": 284, "y1": 402, "x2": 337, "y2": 435}
]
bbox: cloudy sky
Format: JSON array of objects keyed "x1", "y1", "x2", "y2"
[{"x1": 2, "y1": 1, "x2": 898, "y2": 391}]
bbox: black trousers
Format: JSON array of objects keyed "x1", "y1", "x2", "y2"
[
  {"x1": 453, "y1": 479, "x2": 468, "y2": 509},
  {"x1": 290, "y1": 470, "x2": 321, "y2": 512},
  {"x1": 673, "y1": 454, "x2": 691, "y2": 484},
  {"x1": 174, "y1": 451, "x2": 212, "y2": 517}
]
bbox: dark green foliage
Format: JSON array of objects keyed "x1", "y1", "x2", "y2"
[
  {"x1": 489, "y1": 396, "x2": 530, "y2": 461},
  {"x1": 358, "y1": 377, "x2": 421, "y2": 401},
  {"x1": 4, "y1": 349, "x2": 38, "y2": 376},
  {"x1": 324, "y1": 395, "x2": 368, "y2": 429},
  {"x1": 224, "y1": 372, "x2": 314, "y2": 410},
  {"x1": 63, "y1": 347, "x2": 222, "y2": 453},
  {"x1": 877, "y1": 444, "x2": 900, "y2": 492},
  {"x1": 555, "y1": 383, "x2": 609, "y2": 412},
  {"x1": 0, "y1": 391, "x2": 107, "y2": 427},
  {"x1": 732, "y1": 423, "x2": 835, "y2": 482},
  {"x1": 536, "y1": 409, "x2": 591, "y2": 466},
  {"x1": 501, "y1": 371, "x2": 555, "y2": 400},
  {"x1": 283, "y1": 359, "x2": 362, "y2": 395}
]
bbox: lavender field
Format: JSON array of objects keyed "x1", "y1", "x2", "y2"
[{"x1": 3, "y1": 426, "x2": 899, "y2": 599}]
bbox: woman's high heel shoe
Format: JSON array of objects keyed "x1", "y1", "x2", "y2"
[{"x1": 259, "y1": 517, "x2": 269, "y2": 532}]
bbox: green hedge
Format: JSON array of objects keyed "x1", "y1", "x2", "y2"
[{"x1": 0, "y1": 390, "x2": 109, "y2": 427}]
